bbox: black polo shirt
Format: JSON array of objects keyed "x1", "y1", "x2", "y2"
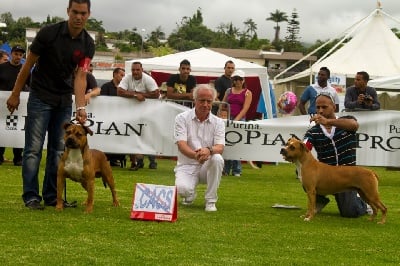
[
  {"x1": 30, "y1": 21, "x2": 95, "y2": 107},
  {"x1": 100, "y1": 80, "x2": 118, "y2": 96}
]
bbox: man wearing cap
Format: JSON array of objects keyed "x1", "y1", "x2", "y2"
[
  {"x1": 6, "y1": 0, "x2": 95, "y2": 210},
  {"x1": 0, "y1": 45, "x2": 28, "y2": 166}
]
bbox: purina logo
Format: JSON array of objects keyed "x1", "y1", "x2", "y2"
[{"x1": 5, "y1": 115, "x2": 19, "y2": 130}]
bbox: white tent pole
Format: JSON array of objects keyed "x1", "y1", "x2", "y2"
[{"x1": 273, "y1": 9, "x2": 378, "y2": 81}]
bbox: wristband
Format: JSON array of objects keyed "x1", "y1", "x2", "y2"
[
  {"x1": 76, "y1": 106, "x2": 86, "y2": 111},
  {"x1": 207, "y1": 146, "x2": 213, "y2": 155}
]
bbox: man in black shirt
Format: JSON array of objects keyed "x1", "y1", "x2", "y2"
[
  {"x1": 100, "y1": 67, "x2": 125, "y2": 96},
  {"x1": 0, "y1": 45, "x2": 26, "y2": 165},
  {"x1": 100, "y1": 67, "x2": 127, "y2": 166},
  {"x1": 6, "y1": 0, "x2": 95, "y2": 210},
  {"x1": 166, "y1": 59, "x2": 196, "y2": 104},
  {"x1": 214, "y1": 60, "x2": 235, "y2": 101}
]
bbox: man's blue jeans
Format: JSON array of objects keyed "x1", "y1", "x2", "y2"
[{"x1": 22, "y1": 91, "x2": 71, "y2": 204}]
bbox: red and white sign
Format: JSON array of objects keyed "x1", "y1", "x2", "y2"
[{"x1": 130, "y1": 183, "x2": 177, "y2": 222}]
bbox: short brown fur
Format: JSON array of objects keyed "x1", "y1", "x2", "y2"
[
  {"x1": 280, "y1": 137, "x2": 387, "y2": 224},
  {"x1": 56, "y1": 123, "x2": 119, "y2": 213}
]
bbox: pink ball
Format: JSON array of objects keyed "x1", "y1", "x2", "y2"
[{"x1": 278, "y1": 91, "x2": 298, "y2": 114}]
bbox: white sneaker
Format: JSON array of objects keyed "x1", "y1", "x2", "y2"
[
  {"x1": 182, "y1": 192, "x2": 197, "y2": 205},
  {"x1": 233, "y1": 173, "x2": 241, "y2": 177},
  {"x1": 205, "y1": 202, "x2": 217, "y2": 212}
]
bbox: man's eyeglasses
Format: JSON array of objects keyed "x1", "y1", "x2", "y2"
[{"x1": 316, "y1": 91, "x2": 334, "y2": 103}]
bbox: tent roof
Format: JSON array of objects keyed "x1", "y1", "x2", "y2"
[
  {"x1": 368, "y1": 75, "x2": 400, "y2": 90},
  {"x1": 275, "y1": 8, "x2": 400, "y2": 83},
  {"x1": 125, "y1": 47, "x2": 268, "y2": 76}
]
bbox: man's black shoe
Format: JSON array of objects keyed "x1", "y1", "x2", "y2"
[
  {"x1": 14, "y1": 160, "x2": 22, "y2": 166},
  {"x1": 149, "y1": 162, "x2": 157, "y2": 169},
  {"x1": 25, "y1": 200, "x2": 44, "y2": 210},
  {"x1": 137, "y1": 159, "x2": 144, "y2": 168},
  {"x1": 45, "y1": 199, "x2": 78, "y2": 208}
]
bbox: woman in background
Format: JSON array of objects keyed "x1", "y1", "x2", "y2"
[{"x1": 221, "y1": 70, "x2": 252, "y2": 177}]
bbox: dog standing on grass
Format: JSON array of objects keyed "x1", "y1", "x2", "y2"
[
  {"x1": 280, "y1": 137, "x2": 387, "y2": 224},
  {"x1": 56, "y1": 123, "x2": 119, "y2": 213}
]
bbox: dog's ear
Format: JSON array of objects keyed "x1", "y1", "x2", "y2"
[
  {"x1": 63, "y1": 122, "x2": 73, "y2": 130},
  {"x1": 82, "y1": 125, "x2": 93, "y2": 136},
  {"x1": 299, "y1": 141, "x2": 309, "y2": 153}
]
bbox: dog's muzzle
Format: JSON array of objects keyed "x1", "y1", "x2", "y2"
[
  {"x1": 65, "y1": 136, "x2": 80, "y2": 149},
  {"x1": 280, "y1": 148, "x2": 287, "y2": 156}
]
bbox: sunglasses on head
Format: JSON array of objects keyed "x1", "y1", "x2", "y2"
[{"x1": 316, "y1": 91, "x2": 335, "y2": 103}]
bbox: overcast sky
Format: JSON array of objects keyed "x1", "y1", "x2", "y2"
[{"x1": 2, "y1": 0, "x2": 400, "y2": 43}]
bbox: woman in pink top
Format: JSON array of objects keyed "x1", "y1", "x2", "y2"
[{"x1": 221, "y1": 70, "x2": 252, "y2": 177}]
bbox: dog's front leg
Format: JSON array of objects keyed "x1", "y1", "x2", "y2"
[
  {"x1": 83, "y1": 177, "x2": 95, "y2": 213},
  {"x1": 56, "y1": 168, "x2": 66, "y2": 211},
  {"x1": 305, "y1": 188, "x2": 317, "y2": 221}
]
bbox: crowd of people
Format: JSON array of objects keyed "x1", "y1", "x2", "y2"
[{"x1": 1, "y1": 0, "x2": 383, "y2": 215}]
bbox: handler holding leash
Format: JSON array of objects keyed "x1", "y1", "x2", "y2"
[
  {"x1": 303, "y1": 92, "x2": 368, "y2": 217},
  {"x1": 6, "y1": 0, "x2": 94, "y2": 210}
]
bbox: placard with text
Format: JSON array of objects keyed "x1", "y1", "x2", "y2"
[{"x1": 130, "y1": 183, "x2": 177, "y2": 222}]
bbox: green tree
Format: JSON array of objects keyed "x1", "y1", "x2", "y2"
[
  {"x1": 283, "y1": 9, "x2": 302, "y2": 52},
  {"x1": 147, "y1": 26, "x2": 166, "y2": 47},
  {"x1": 243, "y1": 18, "x2": 257, "y2": 39},
  {"x1": 168, "y1": 8, "x2": 214, "y2": 51},
  {"x1": 266, "y1": 9, "x2": 288, "y2": 45}
]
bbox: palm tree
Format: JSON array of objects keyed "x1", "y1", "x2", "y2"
[
  {"x1": 243, "y1": 18, "x2": 258, "y2": 39},
  {"x1": 266, "y1": 9, "x2": 288, "y2": 44}
]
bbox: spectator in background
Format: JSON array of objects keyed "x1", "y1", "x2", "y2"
[
  {"x1": 221, "y1": 70, "x2": 252, "y2": 177},
  {"x1": 0, "y1": 45, "x2": 27, "y2": 166},
  {"x1": 166, "y1": 59, "x2": 196, "y2": 104},
  {"x1": 0, "y1": 50, "x2": 9, "y2": 64},
  {"x1": 100, "y1": 67, "x2": 126, "y2": 167},
  {"x1": 101, "y1": 67, "x2": 125, "y2": 96},
  {"x1": 174, "y1": 84, "x2": 225, "y2": 212},
  {"x1": 118, "y1": 61, "x2": 160, "y2": 170},
  {"x1": 83, "y1": 63, "x2": 100, "y2": 104},
  {"x1": 298, "y1": 67, "x2": 339, "y2": 115},
  {"x1": 215, "y1": 60, "x2": 235, "y2": 101},
  {"x1": 344, "y1": 71, "x2": 380, "y2": 110}
]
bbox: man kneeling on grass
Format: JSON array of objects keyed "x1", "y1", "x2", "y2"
[{"x1": 173, "y1": 84, "x2": 225, "y2": 212}]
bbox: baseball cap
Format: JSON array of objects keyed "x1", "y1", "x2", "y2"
[
  {"x1": 11, "y1": 45, "x2": 26, "y2": 54},
  {"x1": 232, "y1": 70, "x2": 245, "y2": 79}
]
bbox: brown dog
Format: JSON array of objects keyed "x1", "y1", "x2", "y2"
[
  {"x1": 280, "y1": 137, "x2": 387, "y2": 224},
  {"x1": 56, "y1": 123, "x2": 119, "y2": 213}
]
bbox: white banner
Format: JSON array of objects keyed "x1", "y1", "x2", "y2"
[{"x1": 1, "y1": 92, "x2": 399, "y2": 167}]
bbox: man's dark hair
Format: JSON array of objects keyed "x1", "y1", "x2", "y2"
[
  {"x1": 320, "y1": 67, "x2": 330, "y2": 78},
  {"x1": 357, "y1": 71, "x2": 370, "y2": 81},
  {"x1": 132, "y1": 61, "x2": 143, "y2": 68},
  {"x1": 69, "y1": 0, "x2": 91, "y2": 12},
  {"x1": 113, "y1": 67, "x2": 125, "y2": 75},
  {"x1": 224, "y1": 60, "x2": 234, "y2": 67},
  {"x1": 180, "y1": 59, "x2": 191, "y2": 67}
]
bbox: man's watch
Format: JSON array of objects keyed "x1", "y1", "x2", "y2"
[{"x1": 207, "y1": 146, "x2": 213, "y2": 155}]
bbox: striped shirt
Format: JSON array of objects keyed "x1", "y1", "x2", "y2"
[{"x1": 304, "y1": 116, "x2": 358, "y2": 166}]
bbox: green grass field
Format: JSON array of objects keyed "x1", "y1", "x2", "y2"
[{"x1": 1, "y1": 151, "x2": 399, "y2": 265}]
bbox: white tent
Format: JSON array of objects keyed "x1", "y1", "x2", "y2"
[
  {"x1": 274, "y1": 6, "x2": 400, "y2": 84},
  {"x1": 125, "y1": 47, "x2": 273, "y2": 119},
  {"x1": 368, "y1": 75, "x2": 400, "y2": 90}
]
